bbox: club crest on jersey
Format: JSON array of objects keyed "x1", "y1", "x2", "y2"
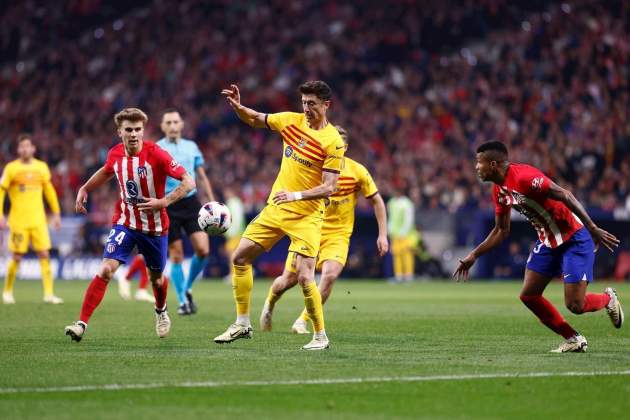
[
  {"x1": 137, "y1": 166, "x2": 147, "y2": 179},
  {"x1": 106, "y1": 243, "x2": 116, "y2": 253},
  {"x1": 298, "y1": 138, "x2": 307, "y2": 148},
  {"x1": 285, "y1": 146, "x2": 293, "y2": 157},
  {"x1": 126, "y1": 180, "x2": 139, "y2": 197},
  {"x1": 532, "y1": 177, "x2": 544, "y2": 191}
]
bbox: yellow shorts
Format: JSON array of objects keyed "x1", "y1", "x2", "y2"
[
  {"x1": 8, "y1": 224, "x2": 51, "y2": 254},
  {"x1": 243, "y1": 205, "x2": 322, "y2": 258},
  {"x1": 285, "y1": 230, "x2": 350, "y2": 273}
]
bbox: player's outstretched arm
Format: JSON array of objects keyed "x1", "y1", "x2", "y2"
[
  {"x1": 75, "y1": 167, "x2": 114, "y2": 214},
  {"x1": 453, "y1": 211, "x2": 511, "y2": 281},
  {"x1": 370, "y1": 193, "x2": 389, "y2": 256},
  {"x1": 272, "y1": 170, "x2": 339, "y2": 205},
  {"x1": 547, "y1": 181, "x2": 620, "y2": 252},
  {"x1": 221, "y1": 84, "x2": 267, "y2": 128}
]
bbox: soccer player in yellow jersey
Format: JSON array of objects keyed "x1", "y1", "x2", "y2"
[
  {"x1": 0, "y1": 134, "x2": 63, "y2": 304},
  {"x1": 214, "y1": 81, "x2": 345, "y2": 350},
  {"x1": 259, "y1": 126, "x2": 389, "y2": 334}
]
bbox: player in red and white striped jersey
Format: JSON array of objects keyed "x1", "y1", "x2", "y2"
[
  {"x1": 454, "y1": 141, "x2": 623, "y2": 353},
  {"x1": 64, "y1": 108, "x2": 195, "y2": 342}
]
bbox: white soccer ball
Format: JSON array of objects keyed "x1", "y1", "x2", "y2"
[{"x1": 198, "y1": 201, "x2": 232, "y2": 235}]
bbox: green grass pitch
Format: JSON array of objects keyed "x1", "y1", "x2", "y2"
[{"x1": 1, "y1": 279, "x2": 629, "y2": 419}]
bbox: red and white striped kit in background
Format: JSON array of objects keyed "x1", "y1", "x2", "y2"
[
  {"x1": 104, "y1": 141, "x2": 186, "y2": 236},
  {"x1": 492, "y1": 163, "x2": 583, "y2": 248}
]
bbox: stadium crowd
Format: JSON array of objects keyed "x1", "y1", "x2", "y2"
[{"x1": 1, "y1": 0, "x2": 629, "y2": 228}]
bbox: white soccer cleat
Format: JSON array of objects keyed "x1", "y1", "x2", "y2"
[
  {"x1": 550, "y1": 334, "x2": 588, "y2": 353},
  {"x1": 155, "y1": 309, "x2": 171, "y2": 338},
  {"x1": 117, "y1": 277, "x2": 131, "y2": 300},
  {"x1": 302, "y1": 334, "x2": 330, "y2": 351},
  {"x1": 64, "y1": 321, "x2": 86, "y2": 342},
  {"x1": 291, "y1": 318, "x2": 310, "y2": 335},
  {"x1": 43, "y1": 295, "x2": 64, "y2": 304},
  {"x1": 135, "y1": 288, "x2": 155, "y2": 303},
  {"x1": 2, "y1": 292, "x2": 15, "y2": 304},
  {"x1": 213, "y1": 323, "x2": 253, "y2": 343},
  {"x1": 604, "y1": 287, "x2": 624, "y2": 329},
  {"x1": 259, "y1": 305, "x2": 273, "y2": 332}
]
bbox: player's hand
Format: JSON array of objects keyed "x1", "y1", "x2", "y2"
[
  {"x1": 0, "y1": 215, "x2": 6, "y2": 230},
  {"x1": 272, "y1": 190, "x2": 301, "y2": 205},
  {"x1": 51, "y1": 214, "x2": 61, "y2": 230},
  {"x1": 453, "y1": 254, "x2": 476, "y2": 282},
  {"x1": 588, "y1": 225, "x2": 620, "y2": 252},
  {"x1": 137, "y1": 197, "x2": 167, "y2": 212},
  {"x1": 75, "y1": 188, "x2": 88, "y2": 214},
  {"x1": 221, "y1": 84, "x2": 241, "y2": 108},
  {"x1": 376, "y1": 235, "x2": 389, "y2": 256}
]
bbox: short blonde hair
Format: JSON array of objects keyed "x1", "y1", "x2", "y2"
[{"x1": 114, "y1": 108, "x2": 148, "y2": 127}]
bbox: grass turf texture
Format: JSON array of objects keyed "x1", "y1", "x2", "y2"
[{"x1": 0, "y1": 280, "x2": 629, "y2": 419}]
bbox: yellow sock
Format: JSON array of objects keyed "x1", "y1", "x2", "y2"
[
  {"x1": 403, "y1": 249, "x2": 415, "y2": 278},
  {"x1": 265, "y1": 287, "x2": 281, "y2": 311},
  {"x1": 232, "y1": 264, "x2": 253, "y2": 316},
  {"x1": 301, "y1": 281, "x2": 324, "y2": 332},
  {"x1": 4, "y1": 259, "x2": 18, "y2": 294},
  {"x1": 40, "y1": 258, "x2": 53, "y2": 297},
  {"x1": 299, "y1": 308, "x2": 310, "y2": 322}
]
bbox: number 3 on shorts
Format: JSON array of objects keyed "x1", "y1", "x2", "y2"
[{"x1": 108, "y1": 229, "x2": 126, "y2": 245}]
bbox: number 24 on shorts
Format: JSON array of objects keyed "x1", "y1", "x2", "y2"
[{"x1": 108, "y1": 229, "x2": 126, "y2": 245}]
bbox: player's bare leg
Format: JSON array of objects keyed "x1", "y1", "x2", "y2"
[
  {"x1": 185, "y1": 231, "x2": 210, "y2": 314},
  {"x1": 214, "y1": 238, "x2": 265, "y2": 343},
  {"x1": 260, "y1": 270, "x2": 298, "y2": 331},
  {"x1": 3, "y1": 253, "x2": 22, "y2": 304},
  {"x1": 564, "y1": 280, "x2": 623, "y2": 328},
  {"x1": 149, "y1": 269, "x2": 171, "y2": 338},
  {"x1": 295, "y1": 254, "x2": 329, "y2": 350},
  {"x1": 293, "y1": 260, "x2": 343, "y2": 334},
  {"x1": 65, "y1": 258, "x2": 120, "y2": 342},
  {"x1": 519, "y1": 269, "x2": 586, "y2": 352}
]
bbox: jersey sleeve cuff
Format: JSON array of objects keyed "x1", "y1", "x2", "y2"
[
  {"x1": 264, "y1": 114, "x2": 271, "y2": 130},
  {"x1": 322, "y1": 168, "x2": 340, "y2": 174},
  {"x1": 365, "y1": 191, "x2": 379, "y2": 199}
]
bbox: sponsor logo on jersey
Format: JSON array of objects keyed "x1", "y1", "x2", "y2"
[
  {"x1": 170, "y1": 160, "x2": 180, "y2": 169},
  {"x1": 285, "y1": 146, "x2": 293, "y2": 157},
  {"x1": 126, "y1": 180, "x2": 139, "y2": 197},
  {"x1": 532, "y1": 177, "x2": 544, "y2": 191}
]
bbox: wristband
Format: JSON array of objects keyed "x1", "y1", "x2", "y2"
[{"x1": 293, "y1": 192, "x2": 302, "y2": 201}]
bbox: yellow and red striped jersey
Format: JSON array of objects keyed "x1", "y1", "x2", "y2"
[{"x1": 266, "y1": 112, "x2": 345, "y2": 218}]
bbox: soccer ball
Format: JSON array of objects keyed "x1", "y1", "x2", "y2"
[{"x1": 198, "y1": 201, "x2": 232, "y2": 235}]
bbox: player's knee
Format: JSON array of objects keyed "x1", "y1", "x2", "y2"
[
  {"x1": 171, "y1": 253, "x2": 184, "y2": 264},
  {"x1": 12, "y1": 254, "x2": 23, "y2": 263},
  {"x1": 232, "y1": 252, "x2": 251, "y2": 267},
  {"x1": 36, "y1": 251, "x2": 49, "y2": 259},
  {"x1": 99, "y1": 265, "x2": 114, "y2": 282},
  {"x1": 566, "y1": 300, "x2": 584, "y2": 314},
  {"x1": 195, "y1": 249, "x2": 209, "y2": 259}
]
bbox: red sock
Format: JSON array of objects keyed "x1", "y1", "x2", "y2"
[
  {"x1": 582, "y1": 293, "x2": 610, "y2": 313},
  {"x1": 126, "y1": 255, "x2": 146, "y2": 282},
  {"x1": 153, "y1": 277, "x2": 168, "y2": 311},
  {"x1": 138, "y1": 268, "x2": 149, "y2": 290},
  {"x1": 79, "y1": 275, "x2": 109, "y2": 324},
  {"x1": 520, "y1": 295, "x2": 577, "y2": 339}
]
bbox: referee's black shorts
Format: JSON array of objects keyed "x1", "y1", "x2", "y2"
[{"x1": 166, "y1": 195, "x2": 204, "y2": 244}]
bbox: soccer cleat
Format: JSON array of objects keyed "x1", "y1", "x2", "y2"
[
  {"x1": 2, "y1": 292, "x2": 15, "y2": 304},
  {"x1": 186, "y1": 290, "x2": 197, "y2": 314},
  {"x1": 549, "y1": 334, "x2": 588, "y2": 353},
  {"x1": 302, "y1": 334, "x2": 330, "y2": 351},
  {"x1": 155, "y1": 308, "x2": 171, "y2": 338},
  {"x1": 213, "y1": 323, "x2": 253, "y2": 343},
  {"x1": 259, "y1": 305, "x2": 273, "y2": 332},
  {"x1": 43, "y1": 295, "x2": 64, "y2": 304},
  {"x1": 135, "y1": 288, "x2": 155, "y2": 303},
  {"x1": 177, "y1": 302, "x2": 192, "y2": 316},
  {"x1": 604, "y1": 288, "x2": 624, "y2": 329},
  {"x1": 117, "y1": 276, "x2": 131, "y2": 300},
  {"x1": 291, "y1": 318, "x2": 310, "y2": 335},
  {"x1": 64, "y1": 321, "x2": 86, "y2": 342}
]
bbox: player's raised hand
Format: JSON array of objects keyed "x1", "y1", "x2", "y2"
[
  {"x1": 376, "y1": 235, "x2": 389, "y2": 256},
  {"x1": 221, "y1": 84, "x2": 241, "y2": 108},
  {"x1": 75, "y1": 188, "x2": 88, "y2": 214},
  {"x1": 453, "y1": 254, "x2": 476, "y2": 282},
  {"x1": 137, "y1": 197, "x2": 167, "y2": 212},
  {"x1": 589, "y1": 225, "x2": 620, "y2": 252}
]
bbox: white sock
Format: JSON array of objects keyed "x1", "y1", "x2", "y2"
[
  {"x1": 236, "y1": 314, "x2": 251, "y2": 326},
  {"x1": 315, "y1": 329, "x2": 327, "y2": 339}
]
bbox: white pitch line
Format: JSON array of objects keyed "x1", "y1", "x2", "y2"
[{"x1": 1, "y1": 370, "x2": 629, "y2": 394}]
